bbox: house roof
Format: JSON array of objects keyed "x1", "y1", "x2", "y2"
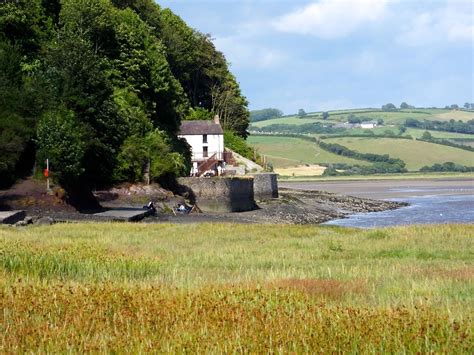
[{"x1": 179, "y1": 120, "x2": 223, "y2": 135}]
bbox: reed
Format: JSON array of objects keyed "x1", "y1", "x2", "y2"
[{"x1": 1, "y1": 223, "x2": 472, "y2": 352}]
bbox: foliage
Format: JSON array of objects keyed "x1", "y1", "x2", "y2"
[
  {"x1": 405, "y1": 118, "x2": 474, "y2": 134},
  {"x1": 382, "y1": 103, "x2": 397, "y2": 111},
  {"x1": 298, "y1": 108, "x2": 307, "y2": 117},
  {"x1": 36, "y1": 108, "x2": 87, "y2": 188},
  {"x1": 422, "y1": 130, "x2": 433, "y2": 140},
  {"x1": 400, "y1": 102, "x2": 414, "y2": 109},
  {"x1": 322, "y1": 111, "x2": 329, "y2": 119},
  {"x1": 224, "y1": 130, "x2": 254, "y2": 161},
  {"x1": 0, "y1": 0, "x2": 249, "y2": 193},
  {"x1": 115, "y1": 130, "x2": 188, "y2": 183},
  {"x1": 0, "y1": 37, "x2": 45, "y2": 186},
  {"x1": 420, "y1": 162, "x2": 474, "y2": 173},
  {"x1": 250, "y1": 108, "x2": 283, "y2": 122},
  {"x1": 159, "y1": 9, "x2": 249, "y2": 137},
  {"x1": 184, "y1": 107, "x2": 213, "y2": 121},
  {"x1": 318, "y1": 140, "x2": 406, "y2": 166}
]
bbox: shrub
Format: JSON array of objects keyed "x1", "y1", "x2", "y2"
[{"x1": 224, "y1": 130, "x2": 255, "y2": 161}]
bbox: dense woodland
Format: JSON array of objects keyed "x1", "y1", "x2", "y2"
[{"x1": 0, "y1": 0, "x2": 250, "y2": 201}]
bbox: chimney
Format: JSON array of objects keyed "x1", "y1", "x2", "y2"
[{"x1": 213, "y1": 114, "x2": 220, "y2": 125}]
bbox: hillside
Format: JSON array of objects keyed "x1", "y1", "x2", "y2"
[
  {"x1": 325, "y1": 137, "x2": 474, "y2": 171},
  {"x1": 248, "y1": 108, "x2": 474, "y2": 177},
  {"x1": 251, "y1": 108, "x2": 474, "y2": 127},
  {"x1": 0, "y1": 0, "x2": 249, "y2": 200}
]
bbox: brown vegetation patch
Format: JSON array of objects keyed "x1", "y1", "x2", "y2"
[
  {"x1": 269, "y1": 278, "x2": 367, "y2": 299},
  {"x1": 422, "y1": 267, "x2": 474, "y2": 281}
]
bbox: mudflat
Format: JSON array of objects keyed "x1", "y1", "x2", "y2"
[{"x1": 280, "y1": 178, "x2": 474, "y2": 199}]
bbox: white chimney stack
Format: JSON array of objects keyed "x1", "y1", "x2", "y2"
[{"x1": 213, "y1": 114, "x2": 220, "y2": 125}]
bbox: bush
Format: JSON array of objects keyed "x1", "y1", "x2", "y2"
[
  {"x1": 420, "y1": 162, "x2": 474, "y2": 173},
  {"x1": 114, "y1": 130, "x2": 188, "y2": 183},
  {"x1": 224, "y1": 130, "x2": 254, "y2": 161}
]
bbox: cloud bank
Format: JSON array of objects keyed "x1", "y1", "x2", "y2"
[{"x1": 273, "y1": 0, "x2": 389, "y2": 39}]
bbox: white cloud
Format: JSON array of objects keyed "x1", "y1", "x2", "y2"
[
  {"x1": 213, "y1": 35, "x2": 289, "y2": 70},
  {"x1": 273, "y1": 0, "x2": 389, "y2": 39},
  {"x1": 396, "y1": 1, "x2": 473, "y2": 46}
]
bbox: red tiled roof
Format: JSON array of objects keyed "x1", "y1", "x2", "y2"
[{"x1": 179, "y1": 120, "x2": 223, "y2": 135}]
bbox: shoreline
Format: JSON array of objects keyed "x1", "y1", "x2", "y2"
[{"x1": 2, "y1": 187, "x2": 408, "y2": 226}]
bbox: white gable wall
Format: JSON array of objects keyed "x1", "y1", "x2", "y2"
[{"x1": 179, "y1": 133, "x2": 224, "y2": 161}]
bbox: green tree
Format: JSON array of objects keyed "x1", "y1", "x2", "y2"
[
  {"x1": 382, "y1": 103, "x2": 396, "y2": 111},
  {"x1": 322, "y1": 111, "x2": 329, "y2": 119},
  {"x1": 421, "y1": 130, "x2": 432, "y2": 140},
  {"x1": 185, "y1": 107, "x2": 213, "y2": 121},
  {"x1": 250, "y1": 108, "x2": 283, "y2": 122},
  {"x1": 115, "y1": 129, "x2": 188, "y2": 183},
  {"x1": 298, "y1": 109, "x2": 307, "y2": 117}
]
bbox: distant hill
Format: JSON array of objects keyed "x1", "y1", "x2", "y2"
[{"x1": 248, "y1": 108, "x2": 474, "y2": 177}]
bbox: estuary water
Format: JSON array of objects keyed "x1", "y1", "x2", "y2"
[
  {"x1": 323, "y1": 194, "x2": 474, "y2": 228},
  {"x1": 280, "y1": 179, "x2": 474, "y2": 228}
]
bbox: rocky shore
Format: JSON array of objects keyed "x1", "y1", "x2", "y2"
[{"x1": 1, "y1": 180, "x2": 407, "y2": 226}]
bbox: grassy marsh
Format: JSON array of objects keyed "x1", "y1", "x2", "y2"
[{"x1": 1, "y1": 223, "x2": 473, "y2": 352}]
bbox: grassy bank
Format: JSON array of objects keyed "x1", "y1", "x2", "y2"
[{"x1": 1, "y1": 223, "x2": 473, "y2": 352}]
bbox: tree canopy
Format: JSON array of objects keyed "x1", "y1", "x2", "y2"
[
  {"x1": 249, "y1": 108, "x2": 283, "y2": 122},
  {"x1": 0, "y1": 0, "x2": 249, "y2": 198}
]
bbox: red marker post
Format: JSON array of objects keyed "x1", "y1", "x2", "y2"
[{"x1": 44, "y1": 159, "x2": 50, "y2": 192}]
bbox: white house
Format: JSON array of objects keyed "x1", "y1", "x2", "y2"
[
  {"x1": 360, "y1": 121, "x2": 378, "y2": 129},
  {"x1": 178, "y1": 115, "x2": 225, "y2": 176}
]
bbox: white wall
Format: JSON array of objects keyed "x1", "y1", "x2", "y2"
[{"x1": 179, "y1": 134, "x2": 224, "y2": 161}]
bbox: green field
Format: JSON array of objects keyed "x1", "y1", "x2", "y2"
[
  {"x1": 327, "y1": 127, "x2": 474, "y2": 139},
  {"x1": 325, "y1": 137, "x2": 474, "y2": 171},
  {"x1": 251, "y1": 108, "x2": 474, "y2": 128},
  {"x1": 1, "y1": 223, "x2": 472, "y2": 352},
  {"x1": 251, "y1": 115, "x2": 328, "y2": 127},
  {"x1": 247, "y1": 135, "x2": 368, "y2": 167},
  {"x1": 404, "y1": 128, "x2": 474, "y2": 139}
]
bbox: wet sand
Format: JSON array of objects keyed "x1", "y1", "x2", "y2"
[{"x1": 279, "y1": 178, "x2": 474, "y2": 199}]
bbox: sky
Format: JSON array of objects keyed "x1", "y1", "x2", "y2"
[{"x1": 158, "y1": 0, "x2": 473, "y2": 114}]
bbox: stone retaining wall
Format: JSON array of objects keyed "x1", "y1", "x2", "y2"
[
  {"x1": 177, "y1": 177, "x2": 255, "y2": 212},
  {"x1": 251, "y1": 173, "x2": 279, "y2": 200}
]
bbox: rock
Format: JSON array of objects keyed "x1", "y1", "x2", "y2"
[
  {"x1": 15, "y1": 220, "x2": 29, "y2": 227},
  {"x1": 0, "y1": 211, "x2": 26, "y2": 225},
  {"x1": 35, "y1": 216, "x2": 55, "y2": 225},
  {"x1": 24, "y1": 216, "x2": 34, "y2": 224}
]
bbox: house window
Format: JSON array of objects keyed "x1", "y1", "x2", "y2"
[
  {"x1": 203, "y1": 134, "x2": 208, "y2": 143},
  {"x1": 203, "y1": 146, "x2": 208, "y2": 158}
]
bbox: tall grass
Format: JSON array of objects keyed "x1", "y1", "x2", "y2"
[{"x1": 1, "y1": 223, "x2": 473, "y2": 352}]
